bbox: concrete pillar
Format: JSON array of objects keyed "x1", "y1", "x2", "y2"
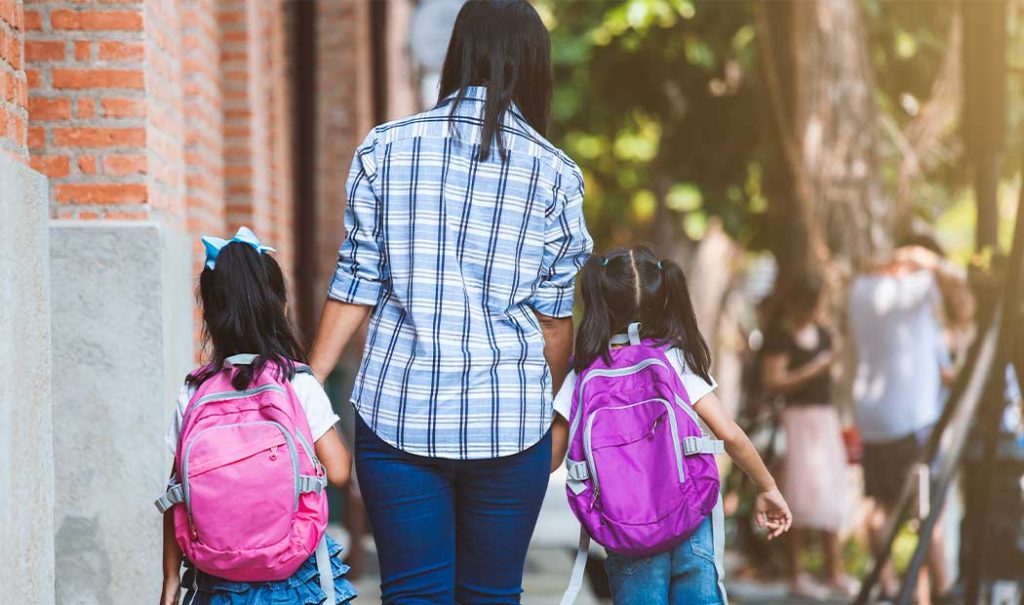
[
  {"x1": 0, "y1": 154, "x2": 55, "y2": 605},
  {"x1": 50, "y1": 221, "x2": 192, "y2": 604}
]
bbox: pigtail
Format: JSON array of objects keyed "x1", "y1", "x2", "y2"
[
  {"x1": 574, "y1": 254, "x2": 613, "y2": 373},
  {"x1": 657, "y1": 259, "x2": 712, "y2": 383}
]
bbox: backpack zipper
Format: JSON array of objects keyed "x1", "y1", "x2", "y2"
[
  {"x1": 568, "y1": 358, "x2": 670, "y2": 445},
  {"x1": 582, "y1": 398, "x2": 686, "y2": 502},
  {"x1": 181, "y1": 420, "x2": 300, "y2": 539},
  {"x1": 181, "y1": 384, "x2": 286, "y2": 427}
]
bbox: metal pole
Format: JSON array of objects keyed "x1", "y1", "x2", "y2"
[{"x1": 963, "y1": 173, "x2": 1024, "y2": 605}]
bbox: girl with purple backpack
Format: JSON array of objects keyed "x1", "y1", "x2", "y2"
[
  {"x1": 551, "y1": 246, "x2": 792, "y2": 605},
  {"x1": 159, "y1": 228, "x2": 356, "y2": 605}
]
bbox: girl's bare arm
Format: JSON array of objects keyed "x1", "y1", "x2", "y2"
[
  {"x1": 314, "y1": 426, "x2": 352, "y2": 487},
  {"x1": 693, "y1": 392, "x2": 793, "y2": 539}
]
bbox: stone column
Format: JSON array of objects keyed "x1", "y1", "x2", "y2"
[{"x1": 0, "y1": 153, "x2": 55, "y2": 605}]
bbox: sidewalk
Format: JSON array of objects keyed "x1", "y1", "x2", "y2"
[{"x1": 334, "y1": 470, "x2": 851, "y2": 604}]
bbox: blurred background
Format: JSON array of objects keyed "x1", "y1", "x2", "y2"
[{"x1": 1, "y1": 0, "x2": 1023, "y2": 604}]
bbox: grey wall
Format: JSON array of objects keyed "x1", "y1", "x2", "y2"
[
  {"x1": 0, "y1": 158, "x2": 55, "y2": 604},
  {"x1": 50, "y1": 221, "x2": 192, "y2": 605}
]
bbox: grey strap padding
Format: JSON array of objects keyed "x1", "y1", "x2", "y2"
[
  {"x1": 682, "y1": 436, "x2": 725, "y2": 456},
  {"x1": 154, "y1": 483, "x2": 184, "y2": 514},
  {"x1": 565, "y1": 459, "x2": 590, "y2": 496},
  {"x1": 224, "y1": 353, "x2": 259, "y2": 366},
  {"x1": 559, "y1": 527, "x2": 591, "y2": 605},
  {"x1": 608, "y1": 322, "x2": 643, "y2": 347},
  {"x1": 294, "y1": 363, "x2": 314, "y2": 376},
  {"x1": 315, "y1": 535, "x2": 335, "y2": 604},
  {"x1": 627, "y1": 322, "x2": 641, "y2": 345},
  {"x1": 298, "y1": 474, "x2": 327, "y2": 494},
  {"x1": 711, "y1": 494, "x2": 729, "y2": 604}
]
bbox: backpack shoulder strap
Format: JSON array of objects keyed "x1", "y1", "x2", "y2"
[{"x1": 560, "y1": 528, "x2": 591, "y2": 605}]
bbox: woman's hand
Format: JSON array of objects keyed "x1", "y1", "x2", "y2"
[
  {"x1": 160, "y1": 575, "x2": 181, "y2": 605},
  {"x1": 754, "y1": 487, "x2": 793, "y2": 540}
]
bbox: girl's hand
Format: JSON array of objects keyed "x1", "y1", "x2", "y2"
[
  {"x1": 754, "y1": 487, "x2": 793, "y2": 540},
  {"x1": 160, "y1": 575, "x2": 181, "y2": 605}
]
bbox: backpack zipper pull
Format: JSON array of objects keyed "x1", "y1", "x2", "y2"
[{"x1": 269, "y1": 445, "x2": 279, "y2": 460}]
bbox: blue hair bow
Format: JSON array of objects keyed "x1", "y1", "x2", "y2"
[{"x1": 201, "y1": 226, "x2": 276, "y2": 270}]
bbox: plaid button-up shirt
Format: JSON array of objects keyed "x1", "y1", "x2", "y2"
[{"x1": 330, "y1": 87, "x2": 593, "y2": 459}]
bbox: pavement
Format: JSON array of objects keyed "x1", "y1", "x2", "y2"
[{"x1": 332, "y1": 471, "x2": 851, "y2": 604}]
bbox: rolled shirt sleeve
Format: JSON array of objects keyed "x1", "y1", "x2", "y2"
[
  {"x1": 329, "y1": 131, "x2": 387, "y2": 306},
  {"x1": 531, "y1": 162, "x2": 593, "y2": 318}
]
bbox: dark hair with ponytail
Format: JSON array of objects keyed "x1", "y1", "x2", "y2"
[
  {"x1": 187, "y1": 242, "x2": 306, "y2": 390},
  {"x1": 574, "y1": 246, "x2": 712, "y2": 384},
  {"x1": 438, "y1": 0, "x2": 553, "y2": 162}
]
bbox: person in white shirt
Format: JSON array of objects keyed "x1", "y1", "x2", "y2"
[{"x1": 849, "y1": 235, "x2": 973, "y2": 601}]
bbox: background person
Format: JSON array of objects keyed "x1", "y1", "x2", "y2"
[
  {"x1": 761, "y1": 274, "x2": 855, "y2": 599},
  {"x1": 848, "y1": 235, "x2": 974, "y2": 603}
]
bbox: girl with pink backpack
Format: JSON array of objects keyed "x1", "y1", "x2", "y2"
[
  {"x1": 551, "y1": 246, "x2": 793, "y2": 605},
  {"x1": 157, "y1": 228, "x2": 356, "y2": 605}
]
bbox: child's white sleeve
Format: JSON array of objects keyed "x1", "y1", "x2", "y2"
[
  {"x1": 668, "y1": 349, "x2": 717, "y2": 404},
  {"x1": 165, "y1": 384, "x2": 192, "y2": 457},
  {"x1": 552, "y1": 370, "x2": 578, "y2": 421},
  {"x1": 294, "y1": 374, "x2": 341, "y2": 441}
]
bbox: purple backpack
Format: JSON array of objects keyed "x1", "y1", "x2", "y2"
[{"x1": 560, "y1": 323, "x2": 724, "y2": 604}]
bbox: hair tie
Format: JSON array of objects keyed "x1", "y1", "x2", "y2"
[
  {"x1": 601, "y1": 257, "x2": 609, "y2": 267},
  {"x1": 657, "y1": 260, "x2": 663, "y2": 270},
  {"x1": 201, "y1": 226, "x2": 276, "y2": 270}
]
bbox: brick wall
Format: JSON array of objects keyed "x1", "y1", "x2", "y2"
[
  {"x1": 0, "y1": 0, "x2": 27, "y2": 161},
  {"x1": 23, "y1": 0, "x2": 184, "y2": 223},
  {"x1": 181, "y1": 0, "x2": 225, "y2": 271},
  {"x1": 314, "y1": 0, "x2": 374, "y2": 303}
]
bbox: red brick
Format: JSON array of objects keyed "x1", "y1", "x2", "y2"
[
  {"x1": 78, "y1": 154, "x2": 97, "y2": 174},
  {"x1": 102, "y1": 153, "x2": 146, "y2": 175},
  {"x1": 100, "y1": 97, "x2": 144, "y2": 118},
  {"x1": 53, "y1": 127, "x2": 145, "y2": 147},
  {"x1": 50, "y1": 10, "x2": 143, "y2": 32},
  {"x1": 97, "y1": 41, "x2": 143, "y2": 61},
  {"x1": 29, "y1": 96, "x2": 72, "y2": 120},
  {"x1": 105, "y1": 210, "x2": 149, "y2": 220},
  {"x1": 25, "y1": 40, "x2": 66, "y2": 61},
  {"x1": 52, "y1": 68, "x2": 144, "y2": 90},
  {"x1": 23, "y1": 9, "x2": 43, "y2": 31},
  {"x1": 27, "y1": 127, "x2": 45, "y2": 149},
  {"x1": 30, "y1": 154, "x2": 71, "y2": 177},
  {"x1": 74, "y1": 41, "x2": 92, "y2": 61},
  {"x1": 55, "y1": 183, "x2": 147, "y2": 204},
  {"x1": 76, "y1": 98, "x2": 95, "y2": 118},
  {"x1": 25, "y1": 69, "x2": 41, "y2": 88}
]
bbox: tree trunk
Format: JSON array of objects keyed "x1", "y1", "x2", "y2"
[{"x1": 757, "y1": 0, "x2": 890, "y2": 285}]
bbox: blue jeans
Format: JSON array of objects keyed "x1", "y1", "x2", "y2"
[
  {"x1": 355, "y1": 414, "x2": 550, "y2": 604},
  {"x1": 604, "y1": 516, "x2": 726, "y2": 605}
]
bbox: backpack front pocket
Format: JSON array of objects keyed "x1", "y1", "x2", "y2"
[
  {"x1": 183, "y1": 421, "x2": 298, "y2": 550},
  {"x1": 584, "y1": 399, "x2": 686, "y2": 525}
]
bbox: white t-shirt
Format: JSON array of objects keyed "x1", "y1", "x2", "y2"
[
  {"x1": 553, "y1": 347, "x2": 717, "y2": 420},
  {"x1": 165, "y1": 373, "x2": 340, "y2": 456},
  {"x1": 849, "y1": 270, "x2": 944, "y2": 443}
]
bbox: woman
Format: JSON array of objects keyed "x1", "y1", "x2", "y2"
[
  {"x1": 308, "y1": 1, "x2": 593, "y2": 603},
  {"x1": 761, "y1": 274, "x2": 854, "y2": 599}
]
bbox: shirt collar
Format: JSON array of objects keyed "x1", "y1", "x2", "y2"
[{"x1": 436, "y1": 86, "x2": 527, "y2": 122}]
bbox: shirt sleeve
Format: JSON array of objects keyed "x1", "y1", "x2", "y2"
[
  {"x1": 165, "y1": 383, "x2": 193, "y2": 456},
  {"x1": 667, "y1": 348, "x2": 717, "y2": 404},
  {"x1": 552, "y1": 370, "x2": 578, "y2": 421},
  {"x1": 294, "y1": 374, "x2": 341, "y2": 442},
  {"x1": 329, "y1": 130, "x2": 387, "y2": 306},
  {"x1": 530, "y1": 162, "x2": 593, "y2": 318}
]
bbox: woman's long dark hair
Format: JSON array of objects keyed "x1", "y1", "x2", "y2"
[
  {"x1": 437, "y1": 0, "x2": 552, "y2": 162},
  {"x1": 187, "y1": 242, "x2": 306, "y2": 390},
  {"x1": 575, "y1": 246, "x2": 712, "y2": 383}
]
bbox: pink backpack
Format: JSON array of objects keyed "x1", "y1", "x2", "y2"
[{"x1": 155, "y1": 355, "x2": 331, "y2": 588}]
